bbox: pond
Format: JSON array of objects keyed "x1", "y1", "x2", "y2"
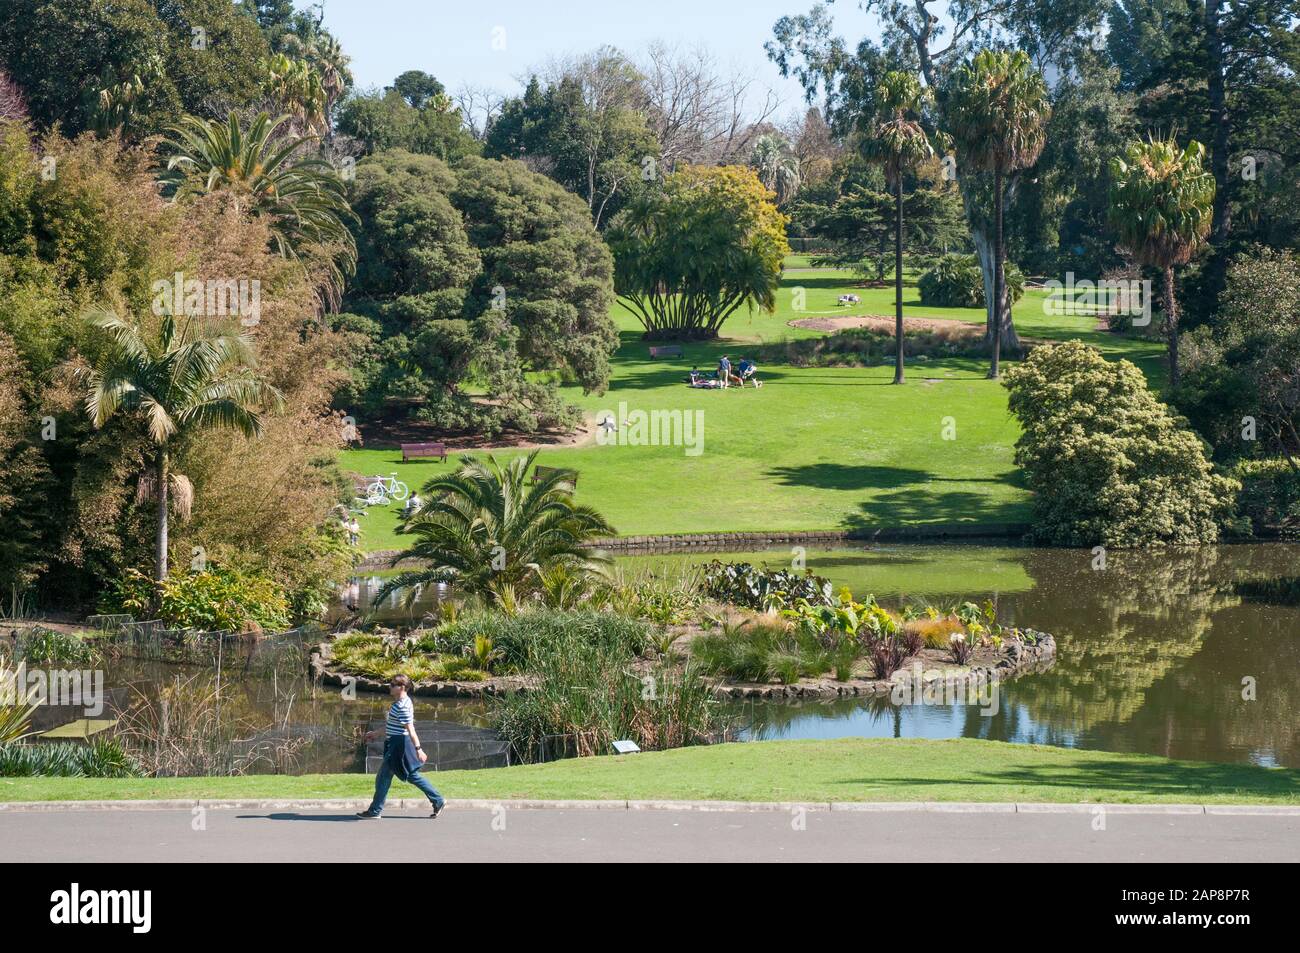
[
  {"x1": 337, "y1": 541, "x2": 1300, "y2": 770},
  {"x1": 95, "y1": 542, "x2": 1300, "y2": 772}
]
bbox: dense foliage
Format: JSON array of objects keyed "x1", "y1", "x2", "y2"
[
  {"x1": 338, "y1": 150, "x2": 617, "y2": 432},
  {"x1": 607, "y1": 165, "x2": 790, "y2": 340},
  {"x1": 1004, "y1": 341, "x2": 1238, "y2": 546},
  {"x1": 918, "y1": 253, "x2": 1025, "y2": 309}
]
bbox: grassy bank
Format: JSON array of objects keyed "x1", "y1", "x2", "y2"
[
  {"x1": 343, "y1": 265, "x2": 1164, "y2": 549},
  {"x1": 4, "y1": 739, "x2": 1297, "y2": 805}
]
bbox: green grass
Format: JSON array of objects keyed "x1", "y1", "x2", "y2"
[
  {"x1": 344, "y1": 261, "x2": 1166, "y2": 549},
  {"x1": 3, "y1": 739, "x2": 1296, "y2": 804}
]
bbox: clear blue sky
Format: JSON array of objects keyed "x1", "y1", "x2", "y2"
[{"x1": 305, "y1": 0, "x2": 883, "y2": 116}]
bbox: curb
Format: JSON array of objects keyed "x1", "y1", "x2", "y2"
[{"x1": 2, "y1": 798, "x2": 1299, "y2": 815}]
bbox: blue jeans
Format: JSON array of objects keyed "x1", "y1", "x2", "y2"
[{"x1": 367, "y1": 736, "x2": 444, "y2": 815}]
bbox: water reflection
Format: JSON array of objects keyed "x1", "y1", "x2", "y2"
[
  {"x1": 296, "y1": 542, "x2": 1300, "y2": 770},
  {"x1": 718, "y1": 543, "x2": 1300, "y2": 769}
]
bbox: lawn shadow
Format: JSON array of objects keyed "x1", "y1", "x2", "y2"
[{"x1": 831, "y1": 756, "x2": 1300, "y2": 801}]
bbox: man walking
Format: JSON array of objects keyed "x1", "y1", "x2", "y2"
[{"x1": 356, "y1": 674, "x2": 446, "y2": 819}]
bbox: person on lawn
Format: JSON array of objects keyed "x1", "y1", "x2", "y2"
[
  {"x1": 356, "y1": 674, "x2": 446, "y2": 819},
  {"x1": 717, "y1": 354, "x2": 732, "y2": 388},
  {"x1": 737, "y1": 358, "x2": 760, "y2": 387}
]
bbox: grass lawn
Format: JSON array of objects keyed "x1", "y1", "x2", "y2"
[
  {"x1": 3, "y1": 739, "x2": 1296, "y2": 805},
  {"x1": 343, "y1": 263, "x2": 1166, "y2": 549}
]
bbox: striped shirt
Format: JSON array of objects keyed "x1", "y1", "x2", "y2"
[{"x1": 386, "y1": 695, "x2": 413, "y2": 736}]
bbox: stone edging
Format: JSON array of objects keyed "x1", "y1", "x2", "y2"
[
  {"x1": 1, "y1": 798, "x2": 1296, "y2": 815},
  {"x1": 709, "y1": 632, "x2": 1056, "y2": 700},
  {"x1": 355, "y1": 523, "x2": 1031, "y2": 567}
]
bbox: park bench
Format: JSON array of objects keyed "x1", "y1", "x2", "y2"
[
  {"x1": 400, "y1": 441, "x2": 448, "y2": 463},
  {"x1": 648, "y1": 344, "x2": 684, "y2": 359},
  {"x1": 532, "y1": 465, "x2": 578, "y2": 488}
]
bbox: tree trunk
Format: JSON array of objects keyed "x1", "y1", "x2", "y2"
[
  {"x1": 989, "y1": 169, "x2": 1004, "y2": 379},
  {"x1": 1204, "y1": 0, "x2": 1232, "y2": 307},
  {"x1": 972, "y1": 226, "x2": 1021, "y2": 352},
  {"x1": 893, "y1": 172, "x2": 905, "y2": 385},
  {"x1": 1163, "y1": 265, "x2": 1180, "y2": 388},
  {"x1": 155, "y1": 449, "x2": 169, "y2": 585}
]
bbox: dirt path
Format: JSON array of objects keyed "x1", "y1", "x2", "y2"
[{"x1": 789, "y1": 314, "x2": 985, "y2": 334}]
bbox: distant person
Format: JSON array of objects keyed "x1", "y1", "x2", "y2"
[
  {"x1": 346, "y1": 516, "x2": 361, "y2": 547},
  {"x1": 718, "y1": 354, "x2": 732, "y2": 389},
  {"x1": 356, "y1": 674, "x2": 445, "y2": 820},
  {"x1": 403, "y1": 493, "x2": 422, "y2": 517},
  {"x1": 737, "y1": 358, "x2": 760, "y2": 387}
]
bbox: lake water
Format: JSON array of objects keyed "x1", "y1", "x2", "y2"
[{"x1": 101, "y1": 542, "x2": 1300, "y2": 772}]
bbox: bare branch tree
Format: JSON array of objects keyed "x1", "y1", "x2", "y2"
[
  {"x1": 452, "y1": 83, "x2": 504, "y2": 140},
  {"x1": 636, "y1": 40, "x2": 782, "y2": 168}
]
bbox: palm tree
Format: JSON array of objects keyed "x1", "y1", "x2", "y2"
[
  {"x1": 1109, "y1": 135, "x2": 1215, "y2": 388},
  {"x1": 749, "y1": 133, "x2": 802, "y2": 204},
  {"x1": 306, "y1": 34, "x2": 353, "y2": 125},
  {"x1": 945, "y1": 49, "x2": 1050, "y2": 378},
  {"x1": 262, "y1": 53, "x2": 327, "y2": 136},
  {"x1": 375, "y1": 452, "x2": 615, "y2": 609},
  {"x1": 163, "y1": 112, "x2": 356, "y2": 297},
  {"x1": 862, "y1": 71, "x2": 935, "y2": 385},
  {"x1": 82, "y1": 310, "x2": 283, "y2": 584}
]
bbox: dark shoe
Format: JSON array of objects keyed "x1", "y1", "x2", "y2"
[
  {"x1": 430, "y1": 803, "x2": 444, "y2": 819},
  {"x1": 355, "y1": 809, "x2": 381, "y2": 819}
]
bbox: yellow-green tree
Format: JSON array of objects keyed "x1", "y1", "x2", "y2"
[{"x1": 607, "y1": 165, "x2": 790, "y2": 340}]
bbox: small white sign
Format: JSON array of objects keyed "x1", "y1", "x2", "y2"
[{"x1": 612, "y1": 740, "x2": 641, "y2": 755}]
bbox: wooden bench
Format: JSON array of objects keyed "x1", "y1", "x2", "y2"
[
  {"x1": 400, "y1": 441, "x2": 448, "y2": 463},
  {"x1": 532, "y1": 465, "x2": 578, "y2": 488},
  {"x1": 648, "y1": 344, "x2": 684, "y2": 359}
]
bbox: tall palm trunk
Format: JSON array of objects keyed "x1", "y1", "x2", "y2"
[
  {"x1": 154, "y1": 448, "x2": 169, "y2": 585},
  {"x1": 1163, "y1": 265, "x2": 1180, "y2": 388},
  {"x1": 893, "y1": 172, "x2": 905, "y2": 384},
  {"x1": 989, "y1": 169, "x2": 1004, "y2": 379}
]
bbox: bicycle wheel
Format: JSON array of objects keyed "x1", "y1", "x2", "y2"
[{"x1": 389, "y1": 480, "x2": 410, "y2": 502}]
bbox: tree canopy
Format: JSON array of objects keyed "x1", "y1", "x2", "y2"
[{"x1": 607, "y1": 164, "x2": 790, "y2": 341}]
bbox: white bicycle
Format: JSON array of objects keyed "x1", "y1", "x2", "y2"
[{"x1": 365, "y1": 473, "x2": 410, "y2": 505}]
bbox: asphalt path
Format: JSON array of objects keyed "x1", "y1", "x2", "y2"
[{"x1": 3, "y1": 806, "x2": 1297, "y2": 862}]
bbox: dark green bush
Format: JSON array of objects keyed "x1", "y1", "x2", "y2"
[
  {"x1": 1230, "y1": 459, "x2": 1300, "y2": 535},
  {"x1": 699, "y1": 561, "x2": 835, "y2": 611},
  {"x1": 918, "y1": 253, "x2": 1024, "y2": 308}
]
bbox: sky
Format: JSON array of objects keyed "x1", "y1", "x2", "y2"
[{"x1": 300, "y1": 0, "x2": 885, "y2": 121}]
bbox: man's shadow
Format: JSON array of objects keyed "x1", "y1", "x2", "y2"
[{"x1": 236, "y1": 813, "x2": 427, "y2": 822}]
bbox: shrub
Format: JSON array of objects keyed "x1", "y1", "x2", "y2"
[
  {"x1": 699, "y1": 561, "x2": 835, "y2": 612},
  {"x1": 0, "y1": 738, "x2": 141, "y2": 778},
  {"x1": 102, "y1": 566, "x2": 291, "y2": 632},
  {"x1": 903, "y1": 617, "x2": 965, "y2": 649},
  {"x1": 756, "y1": 323, "x2": 990, "y2": 367},
  {"x1": 690, "y1": 617, "x2": 839, "y2": 683},
  {"x1": 1230, "y1": 459, "x2": 1300, "y2": 535},
  {"x1": 18, "y1": 628, "x2": 98, "y2": 666},
  {"x1": 1004, "y1": 340, "x2": 1239, "y2": 546},
  {"x1": 918, "y1": 253, "x2": 1024, "y2": 308}
]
